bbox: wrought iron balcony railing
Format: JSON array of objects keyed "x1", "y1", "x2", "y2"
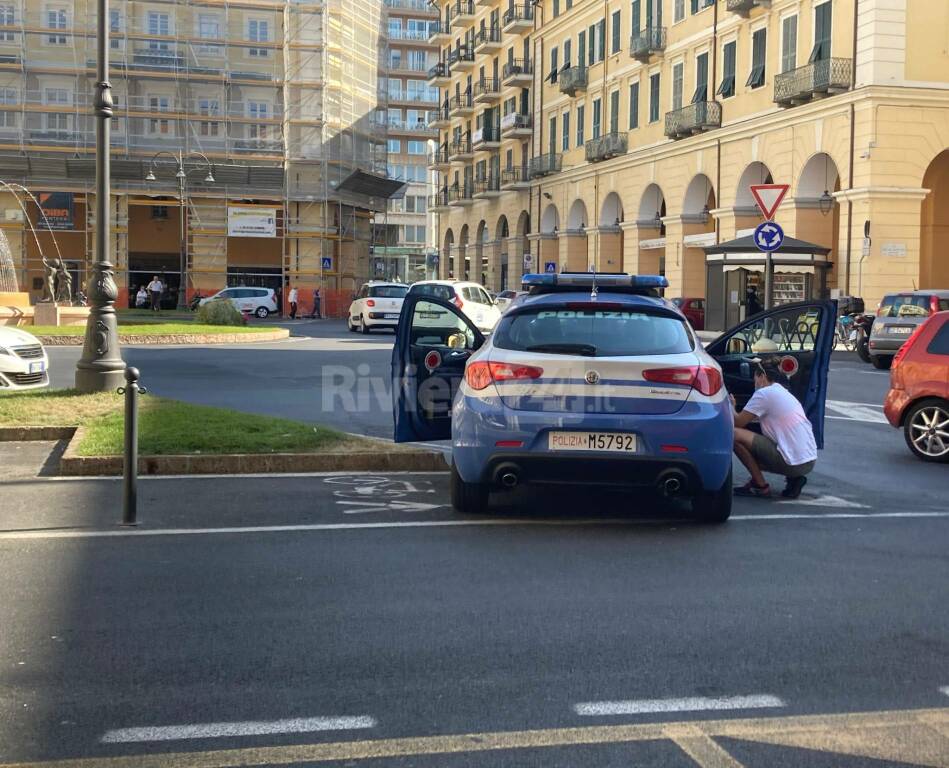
[
  {"x1": 502, "y1": 4, "x2": 534, "y2": 28},
  {"x1": 559, "y1": 66, "x2": 588, "y2": 95},
  {"x1": 726, "y1": 0, "x2": 768, "y2": 15},
  {"x1": 474, "y1": 176, "x2": 501, "y2": 195},
  {"x1": 584, "y1": 132, "x2": 628, "y2": 162},
  {"x1": 630, "y1": 27, "x2": 667, "y2": 61},
  {"x1": 529, "y1": 152, "x2": 562, "y2": 178},
  {"x1": 664, "y1": 101, "x2": 722, "y2": 139},
  {"x1": 427, "y1": 61, "x2": 449, "y2": 80},
  {"x1": 500, "y1": 112, "x2": 532, "y2": 132},
  {"x1": 774, "y1": 58, "x2": 852, "y2": 106},
  {"x1": 500, "y1": 167, "x2": 530, "y2": 187},
  {"x1": 501, "y1": 58, "x2": 533, "y2": 82}
]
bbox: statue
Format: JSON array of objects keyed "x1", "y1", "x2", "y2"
[{"x1": 41, "y1": 257, "x2": 72, "y2": 304}]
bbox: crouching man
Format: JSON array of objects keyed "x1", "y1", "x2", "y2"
[{"x1": 731, "y1": 358, "x2": 817, "y2": 499}]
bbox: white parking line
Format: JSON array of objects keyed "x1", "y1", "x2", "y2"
[
  {"x1": 825, "y1": 400, "x2": 889, "y2": 424},
  {"x1": 100, "y1": 715, "x2": 376, "y2": 743},
  {"x1": 1, "y1": 511, "x2": 947, "y2": 540},
  {"x1": 574, "y1": 695, "x2": 785, "y2": 717}
]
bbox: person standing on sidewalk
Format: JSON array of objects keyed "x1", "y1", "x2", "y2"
[
  {"x1": 288, "y1": 285, "x2": 299, "y2": 319},
  {"x1": 147, "y1": 275, "x2": 163, "y2": 312},
  {"x1": 312, "y1": 287, "x2": 321, "y2": 319},
  {"x1": 731, "y1": 358, "x2": 817, "y2": 500}
]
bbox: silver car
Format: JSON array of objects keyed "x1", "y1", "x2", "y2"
[{"x1": 869, "y1": 290, "x2": 949, "y2": 369}]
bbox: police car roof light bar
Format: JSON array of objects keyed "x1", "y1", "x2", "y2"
[{"x1": 521, "y1": 273, "x2": 669, "y2": 289}]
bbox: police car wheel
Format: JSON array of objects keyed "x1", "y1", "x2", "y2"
[
  {"x1": 692, "y1": 468, "x2": 732, "y2": 524},
  {"x1": 450, "y1": 463, "x2": 489, "y2": 515}
]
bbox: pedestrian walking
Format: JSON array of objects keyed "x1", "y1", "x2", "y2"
[
  {"x1": 731, "y1": 358, "x2": 817, "y2": 500},
  {"x1": 288, "y1": 285, "x2": 298, "y2": 319},
  {"x1": 312, "y1": 287, "x2": 321, "y2": 319},
  {"x1": 146, "y1": 275, "x2": 163, "y2": 312}
]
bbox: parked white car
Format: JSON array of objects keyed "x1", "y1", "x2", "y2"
[
  {"x1": 494, "y1": 289, "x2": 523, "y2": 312},
  {"x1": 199, "y1": 287, "x2": 278, "y2": 318},
  {"x1": 347, "y1": 282, "x2": 409, "y2": 333},
  {"x1": 407, "y1": 280, "x2": 502, "y2": 332},
  {"x1": 0, "y1": 326, "x2": 49, "y2": 391}
]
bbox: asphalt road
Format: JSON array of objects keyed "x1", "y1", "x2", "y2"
[{"x1": 0, "y1": 468, "x2": 947, "y2": 766}]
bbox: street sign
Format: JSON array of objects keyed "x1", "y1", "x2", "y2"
[
  {"x1": 750, "y1": 184, "x2": 790, "y2": 221},
  {"x1": 754, "y1": 221, "x2": 785, "y2": 252},
  {"x1": 523, "y1": 253, "x2": 534, "y2": 269},
  {"x1": 321, "y1": 256, "x2": 333, "y2": 270},
  {"x1": 545, "y1": 262, "x2": 556, "y2": 273}
]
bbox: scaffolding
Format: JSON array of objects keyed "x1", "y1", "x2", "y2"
[{"x1": 0, "y1": 0, "x2": 390, "y2": 313}]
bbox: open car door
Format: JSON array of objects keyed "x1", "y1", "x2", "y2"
[
  {"x1": 705, "y1": 300, "x2": 836, "y2": 448},
  {"x1": 392, "y1": 294, "x2": 485, "y2": 443}
]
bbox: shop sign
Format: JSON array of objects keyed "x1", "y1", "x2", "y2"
[
  {"x1": 38, "y1": 192, "x2": 74, "y2": 230},
  {"x1": 227, "y1": 206, "x2": 277, "y2": 237}
]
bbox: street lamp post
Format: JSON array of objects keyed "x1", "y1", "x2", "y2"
[
  {"x1": 145, "y1": 151, "x2": 214, "y2": 310},
  {"x1": 75, "y1": 0, "x2": 126, "y2": 392}
]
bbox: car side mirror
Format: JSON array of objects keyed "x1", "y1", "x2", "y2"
[
  {"x1": 447, "y1": 332, "x2": 468, "y2": 350},
  {"x1": 727, "y1": 337, "x2": 748, "y2": 354}
]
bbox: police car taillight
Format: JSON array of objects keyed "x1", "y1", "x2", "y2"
[
  {"x1": 466, "y1": 361, "x2": 544, "y2": 390},
  {"x1": 643, "y1": 366, "x2": 722, "y2": 396}
]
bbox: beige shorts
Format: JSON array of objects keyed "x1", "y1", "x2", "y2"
[{"x1": 750, "y1": 434, "x2": 816, "y2": 478}]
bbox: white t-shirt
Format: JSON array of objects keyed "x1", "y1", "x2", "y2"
[
  {"x1": 743, "y1": 383, "x2": 818, "y2": 467},
  {"x1": 147, "y1": 280, "x2": 162, "y2": 292},
  {"x1": 288, "y1": 288, "x2": 298, "y2": 302}
]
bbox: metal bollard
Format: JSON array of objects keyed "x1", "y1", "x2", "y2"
[{"x1": 117, "y1": 367, "x2": 146, "y2": 526}]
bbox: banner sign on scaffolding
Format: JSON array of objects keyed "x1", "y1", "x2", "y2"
[
  {"x1": 38, "y1": 192, "x2": 74, "y2": 230},
  {"x1": 227, "y1": 206, "x2": 277, "y2": 238}
]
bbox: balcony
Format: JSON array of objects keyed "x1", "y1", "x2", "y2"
[
  {"x1": 429, "y1": 146, "x2": 451, "y2": 170},
  {"x1": 502, "y1": 4, "x2": 534, "y2": 34},
  {"x1": 473, "y1": 77, "x2": 501, "y2": 104},
  {"x1": 448, "y1": 138, "x2": 474, "y2": 161},
  {"x1": 430, "y1": 190, "x2": 451, "y2": 210},
  {"x1": 450, "y1": 0, "x2": 476, "y2": 24},
  {"x1": 476, "y1": 0, "x2": 493, "y2": 7},
  {"x1": 726, "y1": 0, "x2": 770, "y2": 15},
  {"x1": 664, "y1": 100, "x2": 722, "y2": 139},
  {"x1": 428, "y1": 20, "x2": 450, "y2": 44},
  {"x1": 774, "y1": 58, "x2": 853, "y2": 107},
  {"x1": 501, "y1": 59, "x2": 533, "y2": 87},
  {"x1": 387, "y1": 28, "x2": 431, "y2": 41},
  {"x1": 386, "y1": 0, "x2": 435, "y2": 10},
  {"x1": 472, "y1": 125, "x2": 501, "y2": 150},
  {"x1": 474, "y1": 25, "x2": 503, "y2": 54},
  {"x1": 474, "y1": 176, "x2": 501, "y2": 198},
  {"x1": 559, "y1": 66, "x2": 587, "y2": 96},
  {"x1": 388, "y1": 119, "x2": 438, "y2": 136},
  {"x1": 449, "y1": 184, "x2": 475, "y2": 206},
  {"x1": 449, "y1": 93, "x2": 475, "y2": 116},
  {"x1": 630, "y1": 27, "x2": 667, "y2": 62},
  {"x1": 500, "y1": 111, "x2": 532, "y2": 137},
  {"x1": 529, "y1": 152, "x2": 562, "y2": 178},
  {"x1": 584, "y1": 132, "x2": 628, "y2": 162},
  {"x1": 429, "y1": 104, "x2": 450, "y2": 128},
  {"x1": 427, "y1": 61, "x2": 450, "y2": 86},
  {"x1": 500, "y1": 167, "x2": 530, "y2": 190},
  {"x1": 447, "y1": 44, "x2": 475, "y2": 71}
]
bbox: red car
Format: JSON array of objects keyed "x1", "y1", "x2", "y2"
[
  {"x1": 883, "y1": 311, "x2": 949, "y2": 462},
  {"x1": 671, "y1": 297, "x2": 705, "y2": 330}
]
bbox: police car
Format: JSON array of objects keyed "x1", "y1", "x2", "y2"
[{"x1": 392, "y1": 273, "x2": 835, "y2": 522}]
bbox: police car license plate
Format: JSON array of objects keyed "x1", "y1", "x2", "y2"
[{"x1": 548, "y1": 431, "x2": 637, "y2": 452}]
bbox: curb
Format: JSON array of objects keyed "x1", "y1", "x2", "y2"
[
  {"x1": 1, "y1": 425, "x2": 449, "y2": 475},
  {"x1": 36, "y1": 328, "x2": 291, "y2": 346}
]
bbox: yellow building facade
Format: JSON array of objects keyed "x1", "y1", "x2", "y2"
[{"x1": 431, "y1": 0, "x2": 949, "y2": 327}]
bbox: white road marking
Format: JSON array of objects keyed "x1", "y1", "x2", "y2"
[
  {"x1": 574, "y1": 695, "x2": 785, "y2": 717},
  {"x1": 776, "y1": 495, "x2": 868, "y2": 509},
  {"x1": 825, "y1": 400, "x2": 889, "y2": 424},
  {"x1": 100, "y1": 715, "x2": 376, "y2": 743},
  {"x1": 1, "y1": 512, "x2": 947, "y2": 540}
]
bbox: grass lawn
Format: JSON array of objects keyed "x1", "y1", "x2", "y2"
[
  {"x1": 0, "y1": 389, "x2": 356, "y2": 456},
  {"x1": 30, "y1": 323, "x2": 277, "y2": 337},
  {"x1": 118, "y1": 308, "x2": 196, "y2": 321}
]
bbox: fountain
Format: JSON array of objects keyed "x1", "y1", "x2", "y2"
[{"x1": 0, "y1": 181, "x2": 90, "y2": 327}]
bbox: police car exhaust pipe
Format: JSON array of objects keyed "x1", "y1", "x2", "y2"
[
  {"x1": 657, "y1": 470, "x2": 688, "y2": 498},
  {"x1": 494, "y1": 464, "x2": 520, "y2": 489}
]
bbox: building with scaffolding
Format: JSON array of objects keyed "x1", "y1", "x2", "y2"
[
  {"x1": 0, "y1": 0, "x2": 398, "y2": 317},
  {"x1": 371, "y1": 0, "x2": 439, "y2": 284}
]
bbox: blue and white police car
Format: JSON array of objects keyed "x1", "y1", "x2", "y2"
[{"x1": 392, "y1": 273, "x2": 835, "y2": 522}]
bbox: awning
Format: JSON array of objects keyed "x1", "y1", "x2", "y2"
[
  {"x1": 723, "y1": 264, "x2": 815, "y2": 274},
  {"x1": 336, "y1": 169, "x2": 406, "y2": 199},
  {"x1": 703, "y1": 233, "x2": 832, "y2": 257}
]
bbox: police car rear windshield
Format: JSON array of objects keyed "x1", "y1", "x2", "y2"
[
  {"x1": 369, "y1": 285, "x2": 408, "y2": 298},
  {"x1": 493, "y1": 308, "x2": 694, "y2": 357}
]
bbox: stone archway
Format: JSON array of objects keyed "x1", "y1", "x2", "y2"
[
  {"x1": 458, "y1": 223, "x2": 469, "y2": 281},
  {"x1": 540, "y1": 203, "x2": 559, "y2": 234},
  {"x1": 921, "y1": 150, "x2": 949, "y2": 289},
  {"x1": 636, "y1": 184, "x2": 666, "y2": 276},
  {"x1": 679, "y1": 174, "x2": 717, "y2": 299},
  {"x1": 565, "y1": 199, "x2": 589, "y2": 271},
  {"x1": 496, "y1": 215, "x2": 510, "y2": 289},
  {"x1": 598, "y1": 192, "x2": 624, "y2": 271},
  {"x1": 736, "y1": 162, "x2": 774, "y2": 209},
  {"x1": 476, "y1": 219, "x2": 489, "y2": 287},
  {"x1": 796, "y1": 153, "x2": 841, "y2": 293},
  {"x1": 567, "y1": 199, "x2": 588, "y2": 231}
]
